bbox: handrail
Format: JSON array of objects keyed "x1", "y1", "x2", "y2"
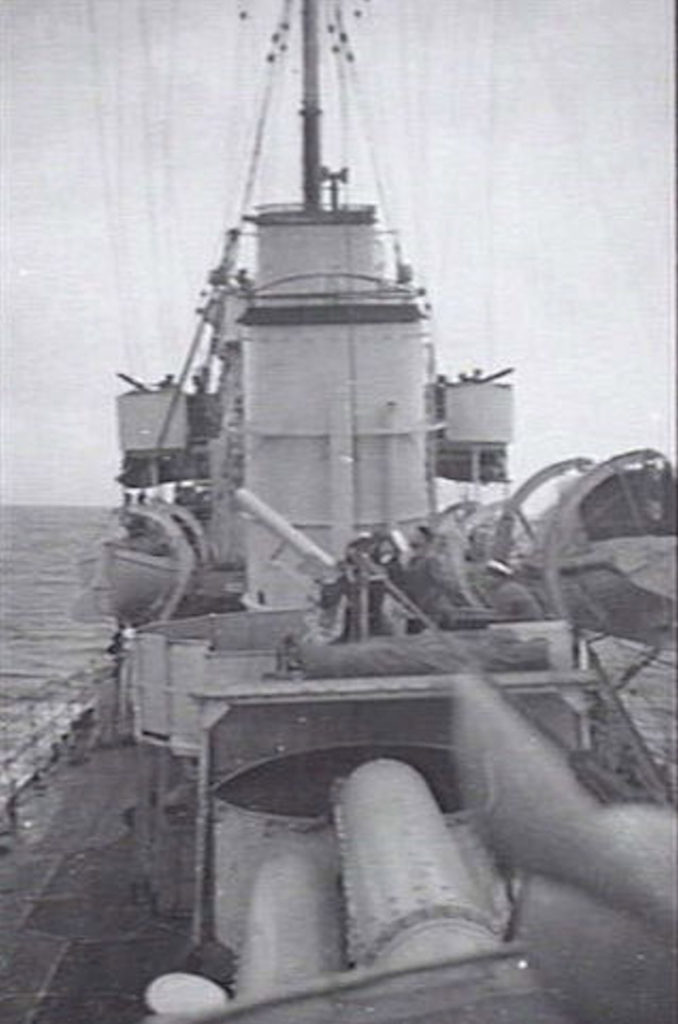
[{"x1": 250, "y1": 271, "x2": 416, "y2": 298}]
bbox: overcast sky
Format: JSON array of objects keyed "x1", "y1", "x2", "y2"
[{"x1": 1, "y1": 0, "x2": 674, "y2": 506}]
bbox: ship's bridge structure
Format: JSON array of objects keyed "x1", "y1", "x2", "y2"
[{"x1": 239, "y1": 200, "x2": 430, "y2": 608}]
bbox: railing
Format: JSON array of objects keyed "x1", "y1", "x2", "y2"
[
  {"x1": 0, "y1": 663, "x2": 118, "y2": 816},
  {"x1": 249, "y1": 271, "x2": 419, "y2": 304},
  {"x1": 253, "y1": 202, "x2": 375, "y2": 216}
]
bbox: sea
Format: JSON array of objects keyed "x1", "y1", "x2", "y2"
[
  {"x1": 0, "y1": 505, "x2": 115, "y2": 804},
  {"x1": 0, "y1": 505, "x2": 675, "y2": 808}
]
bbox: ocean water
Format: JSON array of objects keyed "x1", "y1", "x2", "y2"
[{"x1": 0, "y1": 505, "x2": 115, "y2": 796}]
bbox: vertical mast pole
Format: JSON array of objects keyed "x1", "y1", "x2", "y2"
[{"x1": 302, "y1": 0, "x2": 321, "y2": 208}]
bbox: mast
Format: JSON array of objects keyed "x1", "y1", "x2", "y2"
[{"x1": 301, "y1": 0, "x2": 321, "y2": 208}]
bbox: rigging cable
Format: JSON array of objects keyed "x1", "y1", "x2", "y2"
[
  {"x1": 111, "y1": 1, "x2": 140, "y2": 373},
  {"x1": 153, "y1": 0, "x2": 295, "y2": 451},
  {"x1": 329, "y1": 2, "x2": 351, "y2": 183},
  {"x1": 206, "y1": 0, "x2": 293, "y2": 295},
  {"x1": 334, "y1": 4, "x2": 409, "y2": 279},
  {"x1": 333, "y1": 2, "x2": 437, "y2": 515},
  {"x1": 136, "y1": 0, "x2": 174, "y2": 363},
  {"x1": 159, "y1": 0, "x2": 192, "y2": 350},
  {"x1": 203, "y1": 0, "x2": 294, "y2": 281},
  {"x1": 328, "y1": 3, "x2": 368, "y2": 515},
  {"x1": 233, "y1": 0, "x2": 295, "y2": 225},
  {"x1": 484, "y1": 0, "x2": 497, "y2": 370},
  {"x1": 513, "y1": 2, "x2": 656, "y2": 345},
  {"x1": 340, "y1": 36, "x2": 393, "y2": 233},
  {"x1": 331, "y1": 1, "x2": 359, "y2": 471},
  {"x1": 335, "y1": 2, "x2": 425, "y2": 290},
  {"x1": 83, "y1": 0, "x2": 140, "y2": 375}
]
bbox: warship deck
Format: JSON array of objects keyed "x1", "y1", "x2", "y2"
[{"x1": 0, "y1": 744, "x2": 189, "y2": 1024}]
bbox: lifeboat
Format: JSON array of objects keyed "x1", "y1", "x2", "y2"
[{"x1": 76, "y1": 501, "x2": 207, "y2": 625}]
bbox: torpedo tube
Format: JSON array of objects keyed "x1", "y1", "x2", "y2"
[
  {"x1": 235, "y1": 846, "x2": 343, "y2": 999},
  {"x1": 334, "y1": 759, "x2": 500, "y2": 970}
]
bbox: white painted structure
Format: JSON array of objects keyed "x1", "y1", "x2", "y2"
[
  {"x1": 443, "y1": 381, "x2": 514, "y2": 445},
  {"x1": 117, "y1": 388, "x2": 188, "y2": 453},
  {"x1": 241, "y1": 205, "x2": 430, "y2": 608}
]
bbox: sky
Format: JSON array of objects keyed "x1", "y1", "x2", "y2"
[{"x1": 1, "y1": 0, "x2": 674, "y2": 506}]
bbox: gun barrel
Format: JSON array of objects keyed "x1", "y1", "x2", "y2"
[{"x1": 236, "y1": 487, "x2": 337, "y2": 572}]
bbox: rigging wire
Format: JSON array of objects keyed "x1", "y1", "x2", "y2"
[
  {"x1": 192, "y1": 0, "x2": 295, "y2": 281},
  {"x1": 329, "y1": 2, "x2": 399, "y2": 507},
  {"x1": 327, "y1": 2, "x2": 360, "y2": 487},
  {"x1": 484, "y1": 0, "x2": 497, "y2": 370},
  {"x1": 203, "y1": 0, "x2": 294, "y2": 295},
  {"x1": 159, "y1": 0, "x2": 191, "y2": 339},
  {"x1": 338, "y1": 29, "x2": 394, "y2": 237},
  {"x1": 83, "y1": 0, "x2": 140, "y2": 376},
  {"x1": 334, "y1": 1, "x2": 429, "y2": 299},
  {"x1": 232, "y1": 0, "x2": 295, "y2": 225},
  {"x1": 331, "y1": 2, "x2": 415, "y2": 283},
  {"x1": 136, "y1": 0, "x2": 173, "y2": 362},
  {"x1": 591, "y1": 633, "x2": 677, "y2": 673},
  {"x1": 511, "y1": 2, "x2": 657, "y2": 343},
  {"x1": 112, "y1": 2, "x2": 135, "y2": 367},
  {"x1": 187, "y1": 3, "x2": 259, "y2": 290},
  {"x1": 329, "y1": 2, "x2": 351, "y2": 196},
  {"x1": 154, "y1": 0, "x2": 296, "y2": 446}
]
